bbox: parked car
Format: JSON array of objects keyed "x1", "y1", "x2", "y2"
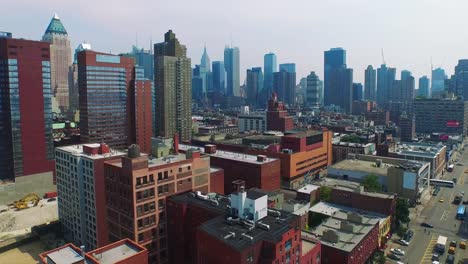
[
  {"x1": 446, "y1": 254, "x2": 455, "y2": 264},
  {"x1": 390, "y1": 248, "x2": 405, "y2": 256},
  {"x1": 397, "y1": 239, "x2": 409, "y2": 246},
  {"x1": 453, "y1": 178, "x2": 458, "y2": 183},
  {"x1": 448, "y1": 246, "x2": 456, "y2": 255},
  {"x1": 450, "y1": 240, "x2": 457, "y2": 247},
  {"x1": 432, "y1": 253, "x2": 439, "y2": 261},
  {"x1": 421, "y1": 222, "x2": 434, "y2": 228},
  {"x1": 388, "y1": 253, "x2": 401, "y2": 260},
  {"x1": 460, "y1": 240, "x2": 466, "y2": 249}
]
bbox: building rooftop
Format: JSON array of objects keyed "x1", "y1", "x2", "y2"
[
  {"x1": 44, "y1": 14, "x2": 68, "y2": 35},
  {"x1": 297, "y1": 184, "x2": 320, "y2": 195},
  {"x1": 56, "y1": 144, "x2": 125, "y2": 160},
  {"x1": 330, "y1": 159, "x2": 389, "y2": 176},
  {"x1": 309, "y1": 202, "x2": 382, "y2": 252},
  {"x1": 317, "y1": 178, "x2": 395, "y2": 199},
  {"x1": 301, "y1": 239, "x2": 319, "y2": 257},
  {"x1": 179, "y1": 144, "x2": 278, "y2": 165},
  {"x1": 44, "y1": 245, "x2": 84, "y2": 264},
  {"x1": 283, "y1": 130, "x2": 322, "y2": 138},
  {"x1": 88, "y1": 242, "x2": 141, "y2": 264},
  {"x1": 393, "y1": 142, "x2": 445, "y2": 158}
]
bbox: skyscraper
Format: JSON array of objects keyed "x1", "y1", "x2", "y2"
[
  {"x1": 418, "y1": 76, "x2": 430, "y2": 98},
  {"x1": 401, "y1": 70, "x2": 412, "y2": 81},
  {"x1": 352, "y1": 83, "x2": 363, "y2": 101},
  {"x1": 0, "y1": 37, "x2": 55, "y2": 181},
  {"x1": 279, "y1": 63, "x2": 296, "y2": 73},
  {"x1": 324, "y1": 48, "x2": 353, "y2": 112},
  {"x1": 273, "y1": 69, "x2": 296, "y2": 106},
  {"x1": 42, "y1": 13, "x2": 72, "y2": 112},
  {"x1": 200, "y1": 45, "x2": 211, "y2": 72},
  {"x1": 263, "y1": 53, "x2": 277, "y2": 95},
  {"x1": 246, "y1": 67, "x2": 263, "y2": 107},
  {"x1": 364, "y1": 65, "x2": 376, "y2": 101},
  {"x1": 401, "y1": 72, "x2": 415, "y2": 102},
  {"x1": 376, "y1": 64, "x2": 396, "y2": 106},
  {"x1": 306, "y1": 71, "x2": 320, "y2": 107},
  {"x1": 454, "y1": 60, "x2": 468, "y2": 99},
  {"x1": 432, "y1": 67, "x2": 447, "y2": 96},
  {"x1": 212, "y1": 61, "x2": 225, "y2": 94},
  {"x1": 192, "y1": 65, "x2": 204, "y2": 100},
  {"x1": 154, "y1": 30, "x2": 192, "y2": 141},
  {"x1": 68, "y1": 42, "x2": 92, "y2": 121},
  {"x1": 224, "y1": 46, "x2": 240, "y2": 96},
  {"x1": 78, "y1": 50, "x2": 152, "y2": 151},
  {"x1": 123, "y1": 45, "x2": 154, "y2": 80}
]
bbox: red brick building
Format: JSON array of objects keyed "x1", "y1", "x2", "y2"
[
  {"x1": 209, "y1": 166, "x2": 225, "y2": 194},
  {"x1": 104, "y1": 144, "x2": 211, "y2": 263},
  {"x1": 39, "y1": 238, "x2": 148, "y2": 264},
  {"x1": 364, "y1": 110, "x2": 390, "y2": 126},
  {"x1": 0, "y1": 37, "x2": 55, "y2": 181},
  {"x1": 179, "y1": 144, "x2": 281, "y2": 194},
  {"x1": 266, "y1": 92, "x2": 294, "y2": 132}
]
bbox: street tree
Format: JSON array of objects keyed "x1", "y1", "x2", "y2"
[{"x1": 361, "y1": 174, "x2": 381, "y2": 192}]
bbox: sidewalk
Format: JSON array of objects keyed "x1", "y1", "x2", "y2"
[{"x1": 409, "y1": 187, "x2": 433, "y2": 223}]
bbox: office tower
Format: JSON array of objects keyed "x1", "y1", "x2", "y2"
[
  {"x1": 454, "y1": 60, "x2": 468, "y2": 99},
  {"x1": 200, "y1": 45, "x2": 211, "y2": 72},
  {"x1": 68, "y1": 42, "x2": 92, "y2": 121},
  {"x1": 123, "y1": 45, "x2": 154, "y2": 80},
  {"x1": 192, "y1": 65, "x2": 203, "y2": 100},
  {"x1": 414, "y1": 98, "x2": 468, "y2": 135},
  {"x1": 432, "y1": 67, "x2": 447, "y2": 96},
  {"x1": 0, "y1": 37, "x2": 55, "y2": 182},
  {"x1": 42, "y1": 13, "x2": 72, "y2": 112},
  {"x1": 401, "y1": 70, "x2": 411, "y2": 81},
  {"x1": 131, "y1": 66, "x2": 153, "y2": 154},
  {"x1": 192, "y1": 46, "x2": 212, "y2": 98},
  {"x1": 418, "y1": 76, "x2": 430, "y2": 98},
  {"x1": 105, "y1": 143, "x2": 211, "y2": 263},
  {"x1": 376, "y1": 64, "x2": 396, "y2": 105},
  {"x1": 318, "y1": 79, "x2": 324, "y2": 105},
  {"x1": 279, "y1": 63, "x2": 296, "y2": 73},
  {"x1": 154, "y1": 30, "x2": 192, "y2": 141},
  {"x1": 324, "y1": 48, "x2": 353, "y2": 112},
  {"x1": 55, "y1": 144, "x2": 125, "y2": 250},
  {"x1": 364, "y1": 65, "x2": 376, "y2": 101},
  {"x1": 401, "y1": 74, "x2": 415, "y2": 102},
  {"x1": 246, "y1": 67, "x2": 263, "y2": 107},
  {"x1": 273, "y1": 69, "x2": 296, "y2": 106},
  {"x1": 264, "y1": 53, "x2": 277, "y2": 95},
  {"x1": 306, "y1": 71, "x2": 320, "y2": 107},
  {"x1": 352, "y1": 83, "x2": 363, "y2": 101},
  {"x1": 224, "y1": 46, "x2": 240, "y2": 96},
  {"x1": 212, "y1": 61, "x2": 225, "y2": 94},
  {"x1": 398, "y1": 112, "x2": 415, "y2": 141},
  {"x1": 79, "y1": 51, "x2": 129, "y2": 148}
]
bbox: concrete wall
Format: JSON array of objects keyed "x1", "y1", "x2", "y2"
[{"x1": 0, "y1": 172, "x2": 56, "y2": 205}]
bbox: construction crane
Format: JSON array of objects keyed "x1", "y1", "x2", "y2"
[
  {"x1": 381, "y1": 48, "x2": 386, "y2": 65},
  {"x1": 9, "y1": 193, "x2": 41, "y2": 210}
]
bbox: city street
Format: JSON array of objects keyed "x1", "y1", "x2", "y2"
[{"x1": 387, "y1": 147, "x2": 468, "y2": 264}]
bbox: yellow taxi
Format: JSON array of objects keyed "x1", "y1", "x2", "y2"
[
  {"x1": 448, "y1": 246, "x2": 456, "y2": 254},
  {"x1": 439, "y1": 198, "x2": 444, "y2": 203},
  {"x1": 460, "y1": 240, "x2": 466, "y2": 249}
]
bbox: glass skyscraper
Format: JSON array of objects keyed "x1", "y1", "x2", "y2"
[
  {"x1": 279, "y1": 63, "x2": 296, "y2": 73},
  {"x1": 364, "y1": 65, "x2": 376, "y2": 101},
  {"x1": 212, "y1": 61, "x2": 225, "y2": 94},
  {"x1": 418, "y1": 76, "x2": 430, "y2": 98},
  {"x1": 224, "y1": 46, "x2": 240, "y2": 96},
  {"x1": 324, "y1": 48, "x2": 353, "y2": 112},
  {"x1": 264, "y1": 53, "x2": 277, "y2": 96}
]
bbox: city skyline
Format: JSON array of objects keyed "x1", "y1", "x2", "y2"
[{"x1": 3, "y1": 0, "x2": 468, "y2": 83}]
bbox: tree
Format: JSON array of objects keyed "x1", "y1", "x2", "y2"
[
  {"x1": 340, "y1": 134, "x2": 361, "y2": 143},
  {"x1": 396, "y1": 198, "x2": 410, "y2": 225},
  {"x1": 372, "y1": 251, "x2": 386, "y2": 264},
  {"x1": 361, "y1": 174, "x2": 381, "y2": 192},
  {"x1": 319, "y1": 186, "x2": 332, "y2": 202}
]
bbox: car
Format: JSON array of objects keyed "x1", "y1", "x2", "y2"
[
  {"x1": 448, "y1": 246, "x2": 456, "y2": 254},
  {"x1": 450, "y1": 240, "x2": 457, "y2": 247},
  {"x1": 459, "y1": 240, "x2": 466, "y2": 249},
  {"x1": 390, "y1": 248, "x2": 405, "y2": 256},
  {"x1": 388, "y1": 253, "x2": 401, "y2": 260},
  {"x1": 463, "y1": 200, "x2": 468, "y2": 205},
  {"x1": 446, "y1": 254, "x2": 455, "y2": 264},
  {"x1": 397, "y1": 239, "x2": 409, "y2": 246},
  {"x1": 47, "y1": 198, "x2": 56, "y2": 202},
  {"x1": 432, "y1": 253, "x2": 439, "y2": 261},
  {"x1": 396, "y1": 262, "x2": 404, "y2": 264},
  {"x1": 439, "y1": 198, "x2": 444, "y2": 203},
  {"x1": 457, "y1": 163, "x2": 463, "y2": 166},
  {"x1": 453, "y1": 178, "x2": 458, "y2": 183},
  {"x1": 421, "y1": 222, "x2": 434, "y2": 228}
]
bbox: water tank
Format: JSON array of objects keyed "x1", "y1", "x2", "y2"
[{"x1": 128, "y1": 144, "x2": 141, "y2": 158}]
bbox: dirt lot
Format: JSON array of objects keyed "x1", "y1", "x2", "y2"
[{"x1": 0, "y1": 240, "x2": 47, "y2": 264}]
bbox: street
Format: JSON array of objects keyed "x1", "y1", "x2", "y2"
[{"x1": 386, "y1": 147, "x2": 468, "y2": 264}]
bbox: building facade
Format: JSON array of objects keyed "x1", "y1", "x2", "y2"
[
  {"x1": 306, "y1": 71, "x2": 320, "y2": 107},
  {"x1": 42, "y1": 14, "x2": 72, "y2": 112},
  {"x1": 376, "y1": 64, "x2": 396, "y2": 106},
  {"x1": 352, "y1": 83, "x2": 363, "y2": 101},
  {"x1": 0, "y1": 37, "x2": 55, "y2": 181},
  {"x1": 418, "y1": 75, "x2": 430, "y2": 98},
  {"x1": 324, "y1": 48, "x2": 353, "y2": 113},
  {"x1": 273, "y1": 69, "x2": 296, "y2": 106},
  {"x1": 238, "y1": 113, "x2": 267, "y2": 132},
  {"x1": 266, "y1": 93, "x2": 294, "y2": 132},
  {"x1": 224, "y1": 46, "x2": 240, "y2": 97},
  {"x1": 246, "y1": 67, "x2": 263, "y2": 107},
  {"x1": 154, "y1": 30, "x2": 192, "y2": 141},
  {"x1": 212, "y1": 61, "x2": 225, "y2": 94},
  {"x1": 364, "y1": 65, "x2": 376, "y2": 101},
  {"x1": 263, "y1": 53, "x2": 277, "y2": 96}
]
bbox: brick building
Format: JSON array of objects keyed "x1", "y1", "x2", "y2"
[
  {"x1": 179, "y1": 144, "x2": 281, "y2": 194},
  {"x1": 39, "y1": 238, "x2": 148, "y2": 264},
  {"x1": 0, "y1": 37, "x2": 55, "y2": 181},
  {"x1": 266, "y1": 92, "x2": 294, "y2": 132},
  {"x1": 209, "y1": 167, "x2": 225, "y2": 194},
  {"x1": 104, "y1": 143, "x2": 211, "y2": 263},
  {"x1": 365, "y1": 110, "x2": 390, "y2": 126}
]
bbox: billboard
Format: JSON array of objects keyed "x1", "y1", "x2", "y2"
[{"x1": 447, "y1": 120, "x2": 461, "y2": 127}]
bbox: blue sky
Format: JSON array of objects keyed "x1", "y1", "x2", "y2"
[{"x1": 3, "y1": 0, "x2": 468, "y2": 83}]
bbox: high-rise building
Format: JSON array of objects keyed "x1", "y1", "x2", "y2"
[
  {"x1": 212, "y1": 61, "x2": 225, "y2": 94},
  {"x1": 401, "y1": 70, "x2": 411, "y2": 81},
  {"x1": 279, "y1": 63, "x2": 296, "y2": 73},
  {"x1": 246, "y1": 67, "x2": 263, "y2": 107},
  {"x1": 398, "y1": 112, "x2": 415, "y2": 141},
  {"x1": 224, "y1": 46, "x2": 240, "y2": 96},
  {"x1": 273, "y1": 69, "x2": 296, "y2": 106},
  {"x1": 263, "y1": 53, "x2": 277, "y2": 95},
  {"x1": 454, "y1": 60, "x2": 468, "y2": 99},
  {"x1": 324, "y1": 48, "x2": 353, "y2": 112},
  {"x1": 0, "y1": 37, "x2": 55, "y2": 181},
  {"x1": 55, "y1": 144, "x2": 125, "y2": 250},
  {"x1": 266, "y1": 93, "x2": 294, "y2": 132},
  {"x1": 68, "y1": 42, "x2": 92, "y2": 121},
  {"x1": 131, "y1": 66, "x2": 153, "y2": 154},
  {"x1": 105, "y1": 143, "x2": 211, "y2": 263},
  {"x1": 418, "y1": 76, "x2": 430, "y2": 98},
  {"x1": 352, "y1": 83, "x2": 363, "y2": 101},
  {"x1": 123, "y1": 45, "x2": 154, "y2": 80},
  {"x1": 364, "y1": 65, "x2": 377, "y2": 101},
  {"x1": 200, "y1": 45, "x2": 211, "y2": 72},
  {"x1": 432, "y1": 67, "x2": 447, "y2": 96},
  {"x1": 306, "y1": 71, "x2": 320, "y2": 107},
  {"x1": 42, "y1": 13, "x2": 72, "y2": 112},
  {"x1": 154, "y1": 30, "x2": 192, "y2": 141},
  {"x1": 376, "y1": 64, "x2": 396, "y2": 106},
  {"x1": 78, "y1": 50, "x2": 152, "y2": 150},
  {"x1": 192, "y1": 45, "x2": 212, "y2": 99}
]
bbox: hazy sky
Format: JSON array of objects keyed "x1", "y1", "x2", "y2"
[{"x1": 3, "y1": 0, "x2": 468, "y2": 84}]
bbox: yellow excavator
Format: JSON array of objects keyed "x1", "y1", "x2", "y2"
[{"x1": 9, "y1": 193, "x2": 41, "y2": 210}]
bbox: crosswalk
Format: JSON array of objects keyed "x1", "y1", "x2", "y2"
[
  {"x1": 419, "y1": 235, "x2": 437, "y2": 264},
  {"x1": 440, "y1": 210, "x2": 450, "y2": 221}
]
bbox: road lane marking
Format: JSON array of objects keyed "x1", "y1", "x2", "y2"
[
  {"x1": 419, "y1": 235, "x2": 437, "y2": 264},
  {"x1": 440, "y1": 210, "x2": 450, "y2": 221}
]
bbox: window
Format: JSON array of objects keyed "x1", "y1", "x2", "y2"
[{"x1": 138, "y1": 233, "x2": 144, "y2": 242}]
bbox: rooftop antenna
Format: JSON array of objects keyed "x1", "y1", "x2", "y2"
[
  {"x1": 135, "y1": 32, "x2": 138, "y2": 49},
  {"x1": 381, "y1": 48, "x2": 386, "y2": 65}
]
